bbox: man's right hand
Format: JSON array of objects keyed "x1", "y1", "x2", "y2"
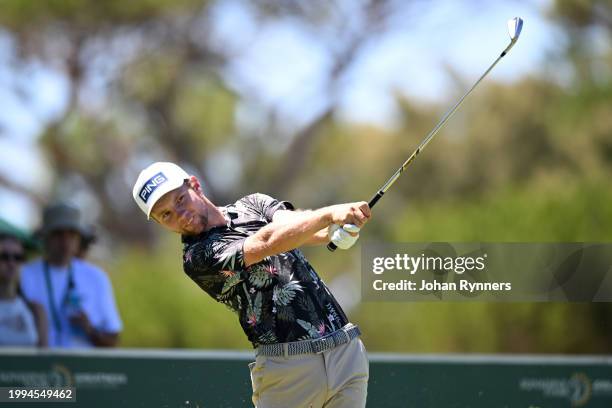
[{"x1": 328, "y1": 201, "x2": 372, "y2": 229}]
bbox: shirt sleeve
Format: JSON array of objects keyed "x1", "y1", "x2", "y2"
[
  {"x1": 240, "y1": 193, "x2": 294, "y2": 222},
  {"x1": 96, "y1": 270, "x2": 123, "y2": 333},
  {"x1": 18, "y1": 264, "x2": 34, "y2": 300}
]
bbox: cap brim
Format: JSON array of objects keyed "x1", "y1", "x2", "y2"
[{"x1": 40, "y1": 222, "x2": 86, "y2": 236}]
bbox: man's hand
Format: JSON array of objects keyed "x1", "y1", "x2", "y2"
[
  {"x1": 328, "y1": 224, "x2": 360, "y2": 250},
  {"x1": 70, "y1": 310, "x2": 119, "y2": 347},
  {"x1": 70, "y1": 311, "x2": 93, "y2": 335},
  {"x1": 328, "y1": 201, "x2": 371, "y2": 228}
]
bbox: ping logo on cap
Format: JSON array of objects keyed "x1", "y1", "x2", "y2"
[{"x1": 139, "y1": 172, "x2": 168, "y2": 203}]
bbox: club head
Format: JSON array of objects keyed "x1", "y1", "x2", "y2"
[{"x1": 508, "y1": 17, "x2": 523, "y2": 42}]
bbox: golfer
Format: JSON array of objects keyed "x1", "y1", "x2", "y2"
[{"x1": 133, "y1": 162, "x2": 370, "y2": 408}]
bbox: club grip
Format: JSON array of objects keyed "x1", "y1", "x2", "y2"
[
  {"x1": 327, "y1": 191, "x2": 385, "y2": 252},
  {"x1": 368, "y1": 191, "x2": 384, "y2": 209}
]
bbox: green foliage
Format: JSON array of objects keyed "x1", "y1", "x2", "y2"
[
  {"x1": 0, "y1": 0, "x2": 204, "y2": 30},
  {"x1": 551, "y1": 0, "x2": 610, "y2": 27},
  {"x1": 391, "y1": 178, "x2": 612, "y2": 242},
  {"x1": 172, "y1": 75, "x2": 238, "y2": 153},
  {"x1": 353, "y1": 178, "x2": 612, "y2": 353}
]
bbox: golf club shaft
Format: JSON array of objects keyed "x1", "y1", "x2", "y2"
[{"x1": 328, "y1": 48, "x2": 511, "y2": 252}]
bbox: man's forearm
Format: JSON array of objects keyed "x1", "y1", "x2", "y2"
[
  {"x1": 244, "y1": 208, "x2": 332, "y2": 265},
  {"x1": 88, "y1": 329, "x2": 119, "y2": 347},
  {"x1": 304, "y1": 228, "x2": 331, "y2": 246},
  {"x1": 273, "y1": 209, "x2": 330, "y2": 246}
]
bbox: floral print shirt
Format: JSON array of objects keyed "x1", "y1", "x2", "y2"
[{"x1": 181, "y1": 194, "x2": 349, "y2": 347}]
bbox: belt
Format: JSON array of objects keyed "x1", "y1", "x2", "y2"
[{"x1": 256, "y1": 324, "x2": 361, "y2": 357}]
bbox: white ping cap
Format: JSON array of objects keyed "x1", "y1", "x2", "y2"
[{"x1": 132, "y1": 162, "x2": 190, "y2": 219}]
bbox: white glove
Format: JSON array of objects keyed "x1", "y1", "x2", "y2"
[{"x1": 328, "y1": 224, "x2": 360, "y2": 250}]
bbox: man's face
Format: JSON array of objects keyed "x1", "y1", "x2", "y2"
[
  {"x1": 150, "y1": 178, "x2": 210, "y2": 235},
  {"x1": 45, "y1": 229, "x2": 81, "y2": 264},
  {"x1": 0, "y1": 238, "x2": 25, "y2": 283}
]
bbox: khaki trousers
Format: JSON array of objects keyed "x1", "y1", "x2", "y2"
[{"x1": 249, "y1": 337, "x2": 369, "y2": 408}]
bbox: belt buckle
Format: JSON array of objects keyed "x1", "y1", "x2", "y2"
[{"x1": 312, "y1": 336, "x2": 333, "y2": 354}]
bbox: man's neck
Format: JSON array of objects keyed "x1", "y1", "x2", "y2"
[
  {"x1": 45, "y1": 257, "x2": 72, "y2": 268},
  {"x1": 207, "y1": 206, "x2": 228, "y2": 229}
]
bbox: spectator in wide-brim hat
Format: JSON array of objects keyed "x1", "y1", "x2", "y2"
[
  {"x1": 0, "y1": 223, "x2": 48, "y2": 347},
  {"x1": 21, "y1": 203, "x2": 122, "y2": 348}
]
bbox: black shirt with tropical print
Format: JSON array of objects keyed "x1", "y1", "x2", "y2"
[{"x1": 181, "y1": 193, "x2": 350, "y2": 348}]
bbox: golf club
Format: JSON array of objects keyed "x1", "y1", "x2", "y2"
[{"x1": 328, "y1": 17, "x2": 524, "y2": 252}]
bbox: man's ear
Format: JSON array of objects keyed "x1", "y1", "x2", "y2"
[{"x1": 188, "y1": 175, "x2": 201, "y2": 192}]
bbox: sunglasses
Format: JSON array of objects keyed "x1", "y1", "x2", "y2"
[{"x1": 0, "y1": 252, "x2": 26, "y2": 263}]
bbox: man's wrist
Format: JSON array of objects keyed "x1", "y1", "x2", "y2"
[
  {"x1": 316, "y1": 207, "x2": 334, "y2": 227},
  {"x1": 85, "y1": 326, "x2": 96, "y2": 338}
]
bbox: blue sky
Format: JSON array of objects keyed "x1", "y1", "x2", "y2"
[
  {"x1": 215, "y1": 0, "x2": 561, "y2": 127},
  {"x1": 0, "y1": 0, "x2": 567, "y2": 228}
]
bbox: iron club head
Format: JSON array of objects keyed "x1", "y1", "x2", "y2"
[
  {"x1": 501, "y1": 17, "x2": 523, "y2": 55},
  {"x1": 508, "y1": 17, "x2": 523, "y2": 42}
]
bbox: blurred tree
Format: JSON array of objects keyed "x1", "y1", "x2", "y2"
[
  {"x1": 0, "y1": 0, "x2": 403, "y2": 245},
  {"x1": 0, "y1": 0, "x2": 610, "y2": 351}
]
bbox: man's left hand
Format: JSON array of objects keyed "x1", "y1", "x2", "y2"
[{"x1": 328, "y1": 224, "x2": 360, "y2": 250}]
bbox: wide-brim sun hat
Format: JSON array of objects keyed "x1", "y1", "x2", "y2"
[{"x1": 38, "y1": 203, "x2": 87, "y2": 237}]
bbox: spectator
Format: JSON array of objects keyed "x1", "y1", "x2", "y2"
[
  {"x1": 21, "y1": 203, "x2": 122, "y2": 348},
  {"x1": 76, "y1": 224, "x2": 96, "y2": 260},
  {"x1": 0, "y1": 231, "x2": 48, "y2": 347}
]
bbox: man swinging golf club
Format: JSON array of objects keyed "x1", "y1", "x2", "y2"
[{"x1": 133, "y1": 162, "x2": 370, "y2": 408}]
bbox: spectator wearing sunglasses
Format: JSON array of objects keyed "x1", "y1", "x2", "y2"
[{"x1": 0, "y1": 232, "x2": 48, "y2": 347}]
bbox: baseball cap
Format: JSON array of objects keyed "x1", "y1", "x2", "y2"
[{"x1": 132, "y1": 162, "x2": 190, "y2": 219}]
